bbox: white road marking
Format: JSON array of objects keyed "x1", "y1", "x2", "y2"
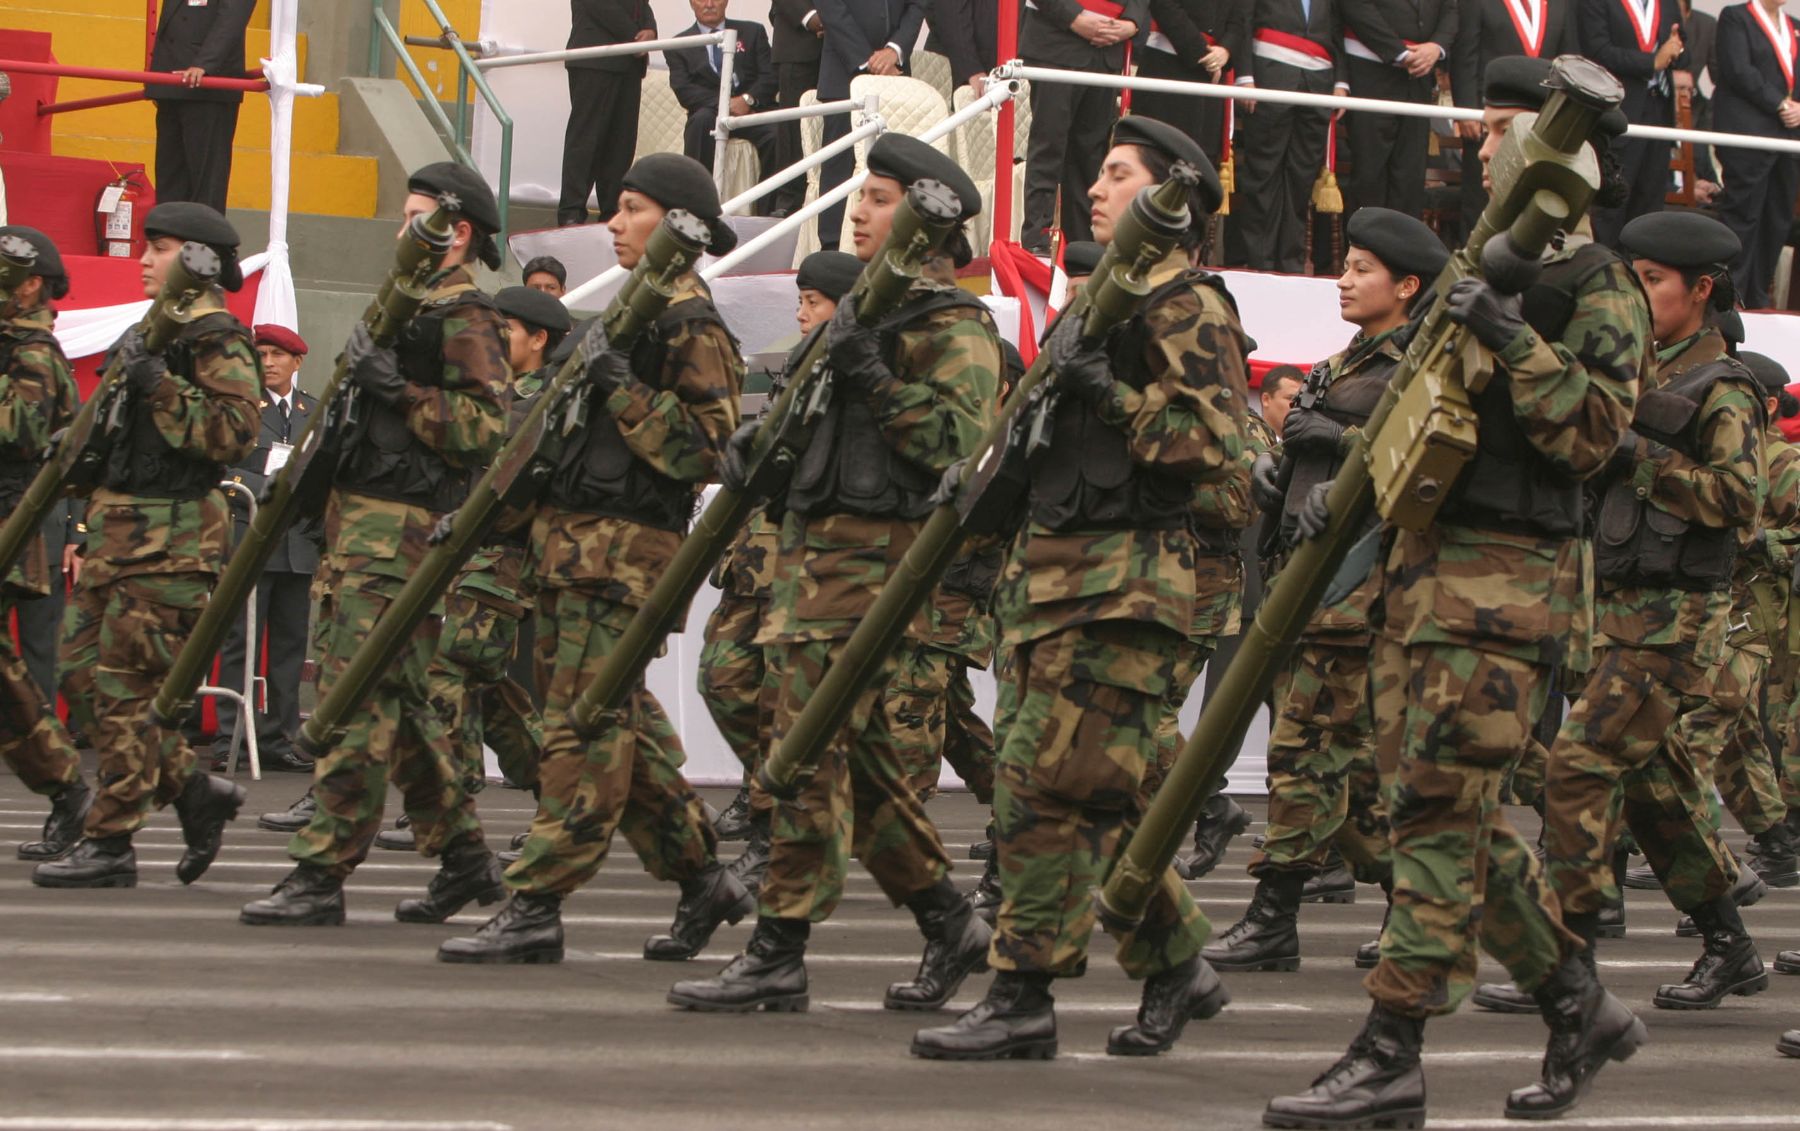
[
  {"x1": 822, "y1": 999, "x2": 1310, "y2": 1013},
  {"x1": 0, "y1": 1122, "x2": 512, "y2": 1131},
  {"x1": 0, "y1": 1047, "x2": 257, "y2": 1061},
  {"x1": 1428, "y1": 1119, "x2": 1800, "y2": 1129},
  {"x1": 0, "y1": 991, "x2": 70, "y2": 1002}
]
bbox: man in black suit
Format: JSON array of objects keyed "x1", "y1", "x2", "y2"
[
  {"x1": 815, "y1": 0, "x2": 928, "y2": 250},
  {"x1": 1712, "y1": 0, "x2": 1800, "y2": 308},
  {"x1": 1131, "y1": 0, "x2": 1251, "y2": 168},
  {"x1": 1674, "y1": 0, "x2": 1720, "y2": 198},
  {"x1": 1577, "y1": 0, "x2": 1685, "y2": 244},
  {"x1": 560, "y1": 0, "x2": 658, "y2": 226},
  {"x1": 210, "y1": 324, "x2": 319, "y2": 774},
  {"x1": 1450, "y1": 0, "x2": 1573, "y2": 228},
  {"x1": 771, "y1": 0, "x2": 827, "y2": 214},
  {"x1": 666, "y1": 0, "x2": 782, "y2": 195},
  {"x1": 927, "y1": 0, "x2": 1001, "y2": 92},
  {"x1": 146, "y1": 0, "x2": 255, "y2": 212},
  {"x1": 1341, "y1": 0, "x2": 1455, "y2": 217}
]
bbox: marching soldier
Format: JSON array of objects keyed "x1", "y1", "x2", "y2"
[
  {"x1": 241, "y1": 164, "x2": 511, "y2": 925},
  {"x1": 35, "y1": 203, "x2": 260, "y2": 889},
  {"x1": 0, "y1": 226, "x2": 91, "y2": 863}
]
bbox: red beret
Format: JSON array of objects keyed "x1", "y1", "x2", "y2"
[{"x1": 253, "y1": 323, "x2": 308, "y2": 356}]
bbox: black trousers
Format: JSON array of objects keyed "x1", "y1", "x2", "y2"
[
  {"x1": 15, "y1": 513, "x2": 65, "y2": 705},
  {"x1": 1345, "y1": 64, "x2": 1430, "y2": 218},
  {"x1": 154, "y1": 100, "x2": 239, "y2": 213},
  {"x1": 560, "y1": 69, "x2": 642, "y2": 223},
  {"x1": 213, "y1": 569, "x2": 311, "y2": 759},
  {"x1": 683, "y1": 107, "x2": 781, "y2": 212},
  {"x1": 1592, "y1": 99, "x2": 1672, "y2": 247},
  {"x1": 774, "y1": 59, "x2": 821, "y2": 213},
  {"x1": 1234, "y1": 98, "x2": 1330, "y2": 272},
  {"x1": 1021, "y1": 76, "x2": 1116, "y2": 249},
  {"x1": 1718, "y1": 145, "x2": 1800, "y2": 309}
]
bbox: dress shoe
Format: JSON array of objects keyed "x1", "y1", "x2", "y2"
[
  {"x1": 375, "y1": 814, "x2": 415, "y2": 852},
  {"x1": 968, "y1": 853, "x2": 1002, "y2": 926},
  {"x1": 667, "y1": 917, "x2": 810, "y2": 1012},
  {"x1": 395, "y1": 839, "x2": 507, "y2": 923},
  {"x1": 1654, "y1": 896, "x2": 1769, "y2": 1009},
  {"x1": 1779, "y1": 1030, "x2": 1800, "y2": 1058},
  {"x1": 911, "y1": 970, "x2": 1057, "y2": 1060},
  {"x1": 1176, "y1": 794, "x2": 1250, "y2": 880},
  {"x1": 1505, "y1": 956, "x2": 1646, "y2": 1119},
  {"x1": 1301, "y1": 854, "x2": 1356, "y2": 904},
  {"x1": 555, "y1": 212, "x2": 588, "y2": 228},
  {"x1": 258, "y1": 791, "x2": 316, "y2": 833},
  {"x1": 260, "y1": 748, "x2": 316, "y2": 774},
  {"x1": 1674, "y1": 866, "x2": 1767, "y2": 936},
  {"x1": 1106, "y1": 956, "x2": 1229, "y2": 1055},
  {"x1": 1354, "y1": 939, "x2": 1382, "y2": 970},
  {"x1": 17, "y1": 780, "x2": 93, "y2": 861},
  {"x1": 886, "y1": 880, "x2": 991, "y2": 1010},
  {"x1": 439, "y1": 892, "x2": 565, "y2": 964},
  {"x1": 1594, "y1": 899, "x2": 1626, "y2": 939},
  {"x1": 32, "y1": 836, "x2": 136, "y2": 888},
  {"x1": 727, "y1": 813, "x2": 771, "y2": 890},
  {"x1": 1203, "y1": 870, "x2": 1304, "y2": 972},
  {"x1": 969, "y1": 818, "x2": 995, "y2": 860},
  {"x1": 644, "y1": 862, "x2": 756, "y2": 960},
  {"x1": 240, "y1": 863, "x2": 346, "y2": 925},
  {"x1": 1621, "y1": 862, "x2": 1661, "y2": 890},
  {"x1": 1263, "y1": 1004, "x2": 1426, "y2": 1130},
  {"x1": 172, "y1": 772, "x2": 246, "y2": 884},
  {"x1": 1775, "y1": 949, "x2": 1799, "y2": 975},
  {"x1": 1744, "y1": 823, "x2": 1799, "y2": 888},
  {"x1": 712, "y1": 788, "x2": 754, "y2": 841}
]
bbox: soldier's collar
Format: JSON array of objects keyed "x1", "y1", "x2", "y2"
[
  {"x1": 3, "y1": 305, "x2": 54, "y2": 331},
  {"x1": 1655, "y1": 325, "x2": 1723, "y2": 373},
  {"x1": 1144, "y1": 246, "x2": 1191, "y2": 289},
  {"x1": 428, "y1": 264, "x2": 477, "y2": 297},
  {"x1": 671, "y1": 273, "x2": 711, "y2": 304}
]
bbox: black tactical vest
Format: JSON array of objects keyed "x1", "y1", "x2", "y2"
[
  {"x1": 1593, "y1": 356, "x2": 1764, "y2": 591},
  {"x1": 940, "y1": 539, "x2": 1005, "y2": 603},
  {"x1": 786, "y1": 288, "x2": 988, "y2": 522},
  {"x1": 0, "y1": 324, "x2": 63, "y2": 503},
  {"x1": 103, "y1": 310, "x2": 248, "y2": 500},
  {"x1": 1280, "y1": 334, "x2": 1399, "y2": 546}
]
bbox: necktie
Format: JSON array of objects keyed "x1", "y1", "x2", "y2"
[
  {"x1": 1300, "y1": 0, "x2": 1312, "y2": 23},
  {"x1": 278, "y1": 397, "x2": 290, "y2": 440},
  {"x1": 709, "y1": 42, "x2": 722, "y2": 72}
]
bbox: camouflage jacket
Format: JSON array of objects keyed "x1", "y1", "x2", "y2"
[
  {"x1": 998, "y1": 252, "x2": 1252, "y2": 649},
  {"x1": 760, "y1": 275, "x2": 1001, "y2": 645},
  {"x1": 533, "y1": 276, "x2": 742, "y2": 607},
  {"x1": 711, "y1": 507, "x2": 781, "y2": 600},
  {"x1": 455, "y1": 366, "x2": 554, "y2": 617},
  {"x1": 1727, "y1": 425, "x2": 1800, "y2": 654},
  {"x1": 1247, "y1": 410, "x2": 1278, "y2": 456},
  {"x1": 1379, "y1": 250, "x2": 1645, "y2": 668},
  {"x1": 1596, "y1": 326, "x2": 1765, "y2": 666},
  {"x1": 1, "y1": 305, "x2": 79, "y2": 597}
]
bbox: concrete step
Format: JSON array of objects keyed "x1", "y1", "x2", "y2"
[
  {"x1": 49, "y1": 86, "x2": 345, "y2": 156},
  {"x1": 228, "y1": 208, "x2": 399, "y2": 293},
  {"x1": 52, "y1": 135, "x2": 377, "y2": 218}
]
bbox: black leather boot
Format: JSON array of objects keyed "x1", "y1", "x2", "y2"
[
  {"x1": 1780, "y1": 1030, "x2": 1800, "y2": 1058},
  {"x1": 1355, "y1": 897, "x2": 1392, "y2": 970},
  {"x1": 31, "y1": 836, "x2": 136, "y2": 888},
  {"x1": 713, "y1": 787, "x2": 754, "y2": 841},
  {"x1": 240, "y1": 863, "x2": 346, "y2": 925},
  {"x1": 18, "y1": 780, "x2": 93, "y2": 861},
  {"x1": 257, "y1": 791, "x2": 316, "y2": 833},
  {"x1": 1505, "y1": 955, "x2": 1647, "y2": 1119},
  {"x1": 667, "y1": 916, "x2": 810, "y2": 1012},
  {"x1": 1263, "y1": 1004, "x2": 1426, "y2": 1130},
  {"x1": 171, "y1": 772, "x2": 246, "y2": 884},
  {"x1": 886, "y1": 879, "x2": 992, "y2": 1010},
  {"x1": 1301, "y1": 850, "x2": 1356, "y2": 904},
  {"x1": 1203, "y1": 870, "x2": 1305, "y2": 972},
  {"x1": 1595, "y1": 846, "x2": 1628, "y2": 939},
  {"x1": 1106, "y1": 956, "x2": 1230, "y2": 1056},
  {"x1": 1674, "y1": 865, "x2": 1767, "y2": 936},
  {"x1": 1474, "y1": 909, "x2": 1602, "y2": 1015},
  {"x1": 968, "y1": 852, "x2": 1002, "y2": 925},
  {"x1": 1654, "y1": 896, "x2": 1770, "y2": 1009},
  {"x1": 1621, "y1": 860, "x2": 1661, "y2": 890},
  {"x1": 1745, "y1": 822, "x2": 1799, "y2": 887},
  {"x1": 1776, "y1": 949, "x2": 1799, "y2": 975},
  {"x1": 394, "y1": 838, "x2": 507, "y2": 923},
  {"x1": 438, "y1": 892, "x2": 565, "y2": 963},
  {"x1": 375, "y1": 813, "x2": 414, "y2": 852},
  {"x1": 644, "y1": 862, "x2": 757, "y2": 961},
  {"x1": 1176, "y1": 794, "x2": 1250, "y2": 880},
  {"x1": 910, "y1": 970, "x2": 1057, "y2": 1060},
  {"x1": 727, "y1": 812, "x2": 771, "y2": 890},
  {"x1": 969, "y1": 818, "x2": 995, "y2": 861}
]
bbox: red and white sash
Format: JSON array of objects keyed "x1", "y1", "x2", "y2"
[
  {"x1": 1252, "y1": 27, "x2": 1336, "y2": 70},
  {"x1": 1343, "y1": 33, "x2": 1421, "y2": 62},
  {"x1": 1145, "y1": 21, "x2": 1216, "y2": 54},
  {"x1": 1502, "y1": 0, "x2": 1548, "y2": 56},
  {"x1": 1619, "y1": 0, "x2": 1660, "y2": 54},
  {"x1": 1749, "y1": 0, "x2": 1798, "y2": 92},
  {"x1": 1024, "y1": 0, "x2": 1127, "y2": 16}
]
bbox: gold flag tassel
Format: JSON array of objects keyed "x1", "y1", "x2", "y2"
[{"x1": 1312, "y1": 114, "x2": 1344, "y2": 214}]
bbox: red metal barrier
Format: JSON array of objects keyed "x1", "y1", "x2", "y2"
[
  {"x1": 33, "y1": 67, "x2": 267, "y2": 117},
  {"x1": 0, "y1": 58, "x2": 269, "y2": 93}
]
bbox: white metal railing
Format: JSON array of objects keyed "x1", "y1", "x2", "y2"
[{"x1": 202, "y1": 479, "x2": 263, "y2": 781}]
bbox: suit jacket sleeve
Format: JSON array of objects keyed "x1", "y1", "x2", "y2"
[
  {"x1": 666, "y1": 45, "x2": 716, "y2": 110},
  {"x1": 1717, "y1": 8, "x2": 1789, "y2": 114},
  {"x1": 773, "y1": 0, "x2": 816, "y2": 31},
  {"x1": 817, "y1": 0, "x2": 878, "y2": 69},
  {"x1": 1223, "y1": 0, "x2": 1251, "y2": 72},
  {"x1": 1333, "y1": 0, "x2": 1349, "y2": 84},
  {"x1": 1429, "y1": 0, "x2": 1457, "y2": 50},
  {"x1": 895, "y1": 0, "x2": 929, "y2": 61},
  {"x1": 1449, "y1": 0, "x2": 1480, "y2": 106},
  {"x1": 1577, "y1": 0, "x2": 1654, "y2": 78},
  {"x1": 195, "y1": 0, "x2": 255, "y2": 76},
  {"x1": 749, "y1": 26, "x2": 780, "y2": 102},
  {"x1": 1341, "y1": 0, "x2": 1408, "y2": 61},
  {"x1": 578, "y1": 0, "x2": 652, "y2": 44},
  {"x1": 1036, "y1": 0, "x2": 1086, "y2": 28},
  {"x1": 932, "y1": 0, "x2": 988, "y2": 81},
  {"x1": 1152, "y1": 0, "x2": 1217, "y2": 61}
]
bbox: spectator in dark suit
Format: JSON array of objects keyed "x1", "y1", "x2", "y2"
[
  {"x1": 1132, "y1": 0, "x2": 1250, "y2": 168},
  {"x1": 560, "y1": 0, "x2": 658, "y2": 226},
  {"x1": 815, "y1": 0, "x2": 928, "y2": 249},
  {"x1": 1341, "y1": 0, "x2": 1456, "y2": 217},
  {"x1": 1674, "y1": 0, "x2": 1721, "y2": 198},
  {"x1": 1450, "y1": 0, "x2": 1573, "y2": 228},
  {"x1": 147, "y1": 0, "x2": 255, "y2": 212},
  {"x1": 1577, "y1": 0, "x2": 1686, "y2": 244},
  {"x1": 771, "y1": 0, "x2": 826, "y2": 215},
  {"x1": 1712, "y1": 0, "x2": 1800, "y2": 308},
  {"x1": 666, "y1": 0, "x2": 782, "y2": 196},
  {"x1": 926, "y1": 0, "x2": 1002, "y2": 93}
]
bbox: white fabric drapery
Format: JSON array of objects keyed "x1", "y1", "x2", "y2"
[{"x1": 251, "y1": 0, "x2": 301, "y2": 333}]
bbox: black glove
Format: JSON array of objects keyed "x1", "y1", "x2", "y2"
[
  {"x1": 719, "y1": 420, "x2": 760, "y2": 492},
  {"x1": 580, "y1": 318, "x2": 632, "y2": 398},
  {"x1": 1045, "y1": 309, "x2": 1113, "y2": 405},
  {"x1": 343, "y1": 322, "x2": 407, "y2": 406},
  {"x1": 1294, "y1": 481, "x2": 1333, "y2": 540},
  {"x1": 1444, "y1": 276, "x2": 1526, "y2": 353},
  {"x1": 428, "y1": 508, "x2": 459, "y2": 546},
  {"x1": 115, "y1": 327, "x2": 166, "y2": 394},
  {"x1": 825, "y1": 294, "x2": 892, "y2": 394},
  {"x1": 1251, "y1": 452, "x2": 1284, "y2": 513},
  {"x1": 929, "y1": 458, "x2": 969, "y2": 508},
  {"x1": 1281, "y1": 407, "x2": 1346, "y2": 455}
]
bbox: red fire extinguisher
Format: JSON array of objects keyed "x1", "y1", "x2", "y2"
[{"x1": 94, "y1": 169, "x2": 151, "y2": 259}]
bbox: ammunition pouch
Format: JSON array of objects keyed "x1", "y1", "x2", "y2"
[
  {"x1": 1279, "y1": 345, "x2": 1392, "y2": 546},
  {"x1": 940, "y1": 541, "x2": 1004, "y2": 602},
  {"x1": 102, "y1": 311, "x2": 244, "y2": 500}
]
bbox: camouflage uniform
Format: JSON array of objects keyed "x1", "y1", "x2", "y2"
[
  {"x1": 61, "y1": 297, "x2": 260, "y2": 837},
  {"x1": 290, "y1": 267, "x2": 508, "y2": 875},
  {"x1": 697, "y1": 509, "x2": 779, "y2": 806},
  {"x1": 1544, "y1": 325, "x2": 1764, "y2": 917},
  {"x1": 905, "y1": 536, "x2": 1003, "y2": 803},
  {"x1": 0, "y1": 306, "x2": 83, "y2": 796},
  {"x1": 991, "y1": 251, "x2": 1251, "y2": 979},
  {"x1": 508, "y1": 278, "x2": 742, "y2": 897}
]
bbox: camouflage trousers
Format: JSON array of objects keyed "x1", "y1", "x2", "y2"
[
  {"x1": 990, "y1": 621, "x2": 1211, "y2": 980},
  {"x1": 1699, "y1": 645, "x2": 1787, "y2": 836},
  {"x1": 1, "y1": 595, "x2": 81, "y2": 796},
  {"x1": 1252, "y1": 638, "x2": 1390, "y2": 883},
  {"x1": 1775, "y1": 664, "x2": 1800, "y2": 813},
  {"x1": 426, "y1": 590, "x2": 543, "y2": 796},
  {"x1": 1149, "y1": 635, "x2": 1215, "y2": 796},
  {"x1": 936, "y1": 660, "x2": 996, "y2": 805},
  {"x1": 697, "y1": 590, "x2": 769, "y2": 803},
  {"x1": 760, "y1": 639, "x2": 952, "y2": 922},
  {"x1": 508, "y1": 587, "x2": 715, "y2": 897},
  {"x1": 1366, "y1": 636, "x2": 1577, "y2": 1019},
  {"x1": 1544, "y1": 644, "x2": 1734, "y2": 916},
  {"x1": 59, "y1": 574, "x2": 207, "y2": 837},
  {"x1": 290, "y1": 569, "x2": 486, "y2": 878}
]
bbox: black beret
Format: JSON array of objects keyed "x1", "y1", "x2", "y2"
[
  {"x1": 521, "y1": 255, "x2": 566, "y2": 286},
  {"x1": 622, "y1": 153, "x2": 737, "y2": 256},
  {"x1": 1620, "y1": 211, "x2": 1741, "y2": 269},
  {"x1": 407, "y1": 162, "x2": 504, "y2": 269},
  {"x1": 1739, "y1": 351, "x2": 1789, "y2": 393},
  {"x1": 1112, "y1": 115, "x2": 1225, "y2": 215},
  {"x1": 0, "y1": 225, "x2": 68, "y2": 298},
  {"x1": 865, "y1": 134, "x2": 982, "y2": 220},
  {"x1": 1062, "y1": 241, "x2": 1104, "y2": 278},
  {"x1": 143, "y1": 202, "x2": 244, "y2": 291},
  {"x1": 495, "y1": 285, "x2": 574, "y2": 335},
  {"x1": 796, "y1": 251, "x2": 863, "y2": 301},
  {"x1": 1346, "y1": 206, "x2": 1449, "y2": 283},
  {"x1": 1483, "y1": 57, "x2": 1628, "y2": 137}
]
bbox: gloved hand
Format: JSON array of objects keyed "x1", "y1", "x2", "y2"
[
  {"x1": 719, "y1": 420, "x2": 760, "y2": 492},
  {"x1": 343, "y1": 322, "x2": 407, "y2": 406},
  {"x1": 1294, "y1": 481, "x2": 1333, "y2": 540},
  {"x1": 1251, "y1": 451, "x2": 1284, "y2": 512},
  {"x1": 428, "y1": 508, "x2": 459, "y2": 546},
  {"x1": 580, "y1": 318, "x2": 633, "y2": 398},
  {"x1": 1444, "y1": 276, "x2": 1526, "y2": 353},
  {"x1": 115, "y1": 328, "x2": 166, "y2": 394},
  {"x1": 825, "y1": 294, "x2": 892, "y2": 395},
  {"x1": 1045, "y1": 309, "x2": 1113, "y2": 404},
  {"x1": 929, "y1": 458, "x2": 969, "y2": 508},
  {"x1": 1281, "y1": 407, "x2": 1345, "y2": 455}
]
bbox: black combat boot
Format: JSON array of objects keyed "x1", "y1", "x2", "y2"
[
  {"x1": 394, "y1": 837, "x2": 507, "y2": 923},
  {"x1": 910, "y1": 970, "x2": 1057, "y2": 1060},
  {"x1": 1474, "y1": 909, "x2": 1603, "y2": 1016},
  {"x1": 1674, "y1": 864, "x2": 1767, "y2": 936},
  {"x1": 1301, "y1": 849, "x2": 1356, "y2": 904},
  {"x1": 1595, "y1": 846, "x2": 1629, "y2": 939},
  {"x1": 727, "y1": 812, "x2": 771, "y2": 890},
  {"x1": 1654, "y1": 895, "x2": 1770, "y2": 1009},
  {"x1": 1780, "y1": 1030, "x2": 1800, "y2": 1058},
  {"x1": 1621, "y1": 860, "x2": 1661, "y2": 890},
  {"x1": 644, "y1": 862, "x2": 757, "y2": 961},
  {"x1": 666, "y1": 916, "x2": 810, "y2": 1012},
  {"x1": 712, "y1": 787, "x2": 754, "y2": 841},
  {"x1": 968, "y1": 852, "x2": 1002, "y2": 925},
  {"x1": 1776, "y1": 949, "x2": 1799, "y2": 975},
  {"x1": 17, "y1": 780, "x2": 93, "y2": 861},
  {"x1": 1744, "y1": 822, "x2": 1799, "y2": 888},
  {"x1": 438, "y1": 892, "x2": 565, "y2": 964},
  {"x1": 1504, "y1": 955, "x2": 1647, "y2": 1119},
  {"x1": 1203, "y1": 870, "x2": 1305, "y2": 972},
  {"x1": 1106, "y1": 956, "x2": 1230, "y2": 1056},
  {"x1": 886, "y1": 878, "x2": 992, "y2": 1010},
  {"x1": 171, "y1": 771, "x2": 246, "y2": 884},
  {"x1": 1355, "y1": 899, "x2": 1392, "y2": 970},
  {"x1": 257, "y1": 791, "x2": 316, "y2": 833},
  {"x1": 497, "y1": 829, "x2": 529, "y2": 864},
  {"x1": 1263, "y1": 1004, "x2": 1426, "y2": 1130},
  {"x1": 374, "y1": 813, "x2": 414, "y2": 852},
  {"x1": 1176, "y1": 793, "x2": 1250, "y2": 880},
  {"x1": 240, "y1": 863, "x2": 346, "y2": 925},
  {"x1": 969, "y1": 818, "x2": 996, "y2": 860},
  {"x1": 31, "y1": 836, "x2": 136, "y2": 888}
]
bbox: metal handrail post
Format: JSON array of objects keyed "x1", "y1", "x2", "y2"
[
  {"x1": 720, "y1": 97, "x2": 865, "y2": 130},
  {"x1": 721, "y1": 118, "x2": 882, "y2": 213},
  {"x1": 712, "y1": 28, "x2": 740, "y2": 190},
  {"x1": 472, "y1": 33, "x2": 728, "y2": 71},
  {"x1": 204, "y1": 480, "x2": 263, "y2": 781},
  {"x1": 368, "y1": 0, "x2": 388, "y2": 77}
]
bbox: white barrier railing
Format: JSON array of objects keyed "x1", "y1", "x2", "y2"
[
  {"x1": 205, "y1": 479, "x2": 263, "y2": 781},
  {"x1": 471, "y1": 32, "x2": 729, "y2": 71}
]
